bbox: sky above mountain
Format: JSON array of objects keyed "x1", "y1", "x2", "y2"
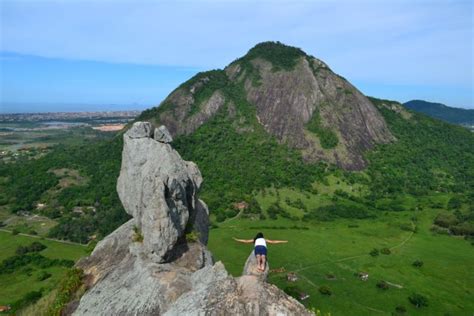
[{"x1": 1, "y1": 0, "x2": 473, "y2": 112}]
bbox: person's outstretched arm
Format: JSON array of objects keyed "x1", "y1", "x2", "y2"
[
  {"x1": 266, "y1": 239, "x2": 289, "y2": 244},
  {"x1": 233, "y1": 237, "x2": 254, "y2": 244}
]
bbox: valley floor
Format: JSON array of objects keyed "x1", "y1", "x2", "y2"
[{"x1": 208, "y1": 208, "x2": 474, "y2": 315}]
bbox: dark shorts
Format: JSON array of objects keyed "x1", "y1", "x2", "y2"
[{"x1": 254, "y1": 246, "x2": 267, "y2": 256}]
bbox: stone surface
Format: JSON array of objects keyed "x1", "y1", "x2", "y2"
[
  {"x1": 154, "y1": 125, "x2": 173, "y2": 143},
  {"x1": 127, "y1": 121, "x2": 153, "y2": 138},
  {"x1": 242, "y1": 250, "x2": 269, "y2": 282},
  {"x1": 117, "y1": 124, "x2": 205, "y2": 262},
  {"x1": 244, "y1": 57, "x2": 395, "y2": 170},
  {"x1": 71, "y1": 122, "x2": 310, "y2": 316}
]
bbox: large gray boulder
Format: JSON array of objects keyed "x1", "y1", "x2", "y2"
[
  {"x1": 71, "y1": 122, "x2": 310, "y2": 316},
  {"x1": 117, "y1": 122, "x2": 206, "y2": 262}
]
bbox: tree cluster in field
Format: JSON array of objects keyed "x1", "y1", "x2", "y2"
[
  {"x1": 432, "y1": 196, "x2": 474, "y2": 237},
  {"x1": 0, "y1": 250, "x2": 74, "y2": 275},
  {"x1": 15, "y1": 241, "x2": 47, "y2": 255}
]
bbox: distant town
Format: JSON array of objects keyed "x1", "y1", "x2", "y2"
[{"x1": 0, "y1": 110, "x2": 141, "y2": 122}]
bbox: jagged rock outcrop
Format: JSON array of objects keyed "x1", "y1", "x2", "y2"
[
  {"x1": 71, "y1": 122, "x2": 310, "y2": 316},
  {"x1": 116, "y1": 122, "x2": 208, "y2": 262}
]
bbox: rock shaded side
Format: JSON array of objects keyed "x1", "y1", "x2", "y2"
[{"x1": 72, "y1": 122, "x2": 309, "y2": 316}]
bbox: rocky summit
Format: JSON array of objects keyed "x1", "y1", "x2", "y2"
[
  {"x1": 139, "y1": 41, "x2": 394, "y2": 170},
  {"x1": 69, "y1": 122, "x2": 310, "y2": 316}
]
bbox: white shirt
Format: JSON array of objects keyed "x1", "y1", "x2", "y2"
[{"x1": 254, "y1": 238, "x2": 267, "y2": 247}]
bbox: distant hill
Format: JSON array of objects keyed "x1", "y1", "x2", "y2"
[{"x1": 404, "y1": 100, "x2": 474, "y2": 125}]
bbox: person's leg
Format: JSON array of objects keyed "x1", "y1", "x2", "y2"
[
  {"x1": 261, "y1": 255, "x2": 266, "y2": 271},
  {"x1": 256, "y1": 254, "x2": 261, "y2": 270}
]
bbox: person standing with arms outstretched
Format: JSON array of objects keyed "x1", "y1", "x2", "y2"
[{"x1": 233, "y1": 232, "x2": 288, "y2": 272}]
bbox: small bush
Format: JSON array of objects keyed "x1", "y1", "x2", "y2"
[
  {"x1": 318, "y1": 285, "x2": 332, "y2": 295},
  {"x1": 400, "y1": 223, "x2": 415, "y2": 232},
  {"x1": 369, "y1": 248, "x2": 379, "y2": 257},
  {"x1": 395, "y1": 305, "x2": 407, "y2": 314},
  {"x1": 325, "y1": 273, "x2": 336, "y2": 280},
  {"x1": 376, "y1": 280, "x2": 389, "y2": 290},
  {"x1": 186, "y1": 231, "x2": 200, "y2": 243},
  {"x1": 412, "y1": 260, "x2": 424, "y2": 268},
  {"x1": 409, "y1": 293, "x2": 428, "y2": 308},
  {"x1": 16, "y1": 241, "x2": 45, "y2": 256},
  {"x1": 381, "y1": 248, "x2": 391, "y2": 255},
  {"x1": 12, "y1": 229, "x2": 20, "y2": 235},
  {"x1": 132, "y1": 226, "x2": 144, "y2": 243},
  {"x1": 47, "y1": 268, "x2": 84, "y2": 316},
  {"x1": 11, "y1": 290, "x2": 43, "y2": 312},
  {"x1": 37, "y1": 270, "x2": 52, "y2": 281},
  {"x1": 284, "y1": 285, "x2": 300, "y2": 299}
]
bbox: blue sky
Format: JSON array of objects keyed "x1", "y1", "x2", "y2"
[{"x1": 0, "y1": 0, "x2": 473, "y2": 113}]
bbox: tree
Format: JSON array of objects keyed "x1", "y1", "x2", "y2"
[{"x1": 408, "y1": 293, "x2": 428, "y2": 308}]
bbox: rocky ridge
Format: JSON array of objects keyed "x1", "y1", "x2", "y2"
[{"x1": 70, "y1": 122, "x2": 311, "y2": 316}]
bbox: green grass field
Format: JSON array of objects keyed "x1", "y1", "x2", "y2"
[
  {"x1": 208, "y1": 207, "x2": 474, "y2": 315},
  {"x1": 0, "y1": 231, "x2": 88, "y2": 307}
]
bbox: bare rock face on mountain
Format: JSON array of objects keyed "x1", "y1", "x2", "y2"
[
  {"x1": 138, "y1": 42, "x2": 395, "y2": 170},
  {"x1": 242, "y1": 56, "x2": 394, "y2": 169},
  {"x1": 71, "y1": 122, "x2": 310, "y2": 316}
]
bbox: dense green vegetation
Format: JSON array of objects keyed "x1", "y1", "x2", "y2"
[
  {"x1": 235, "y1": 41, "x2": 307, "y2": 71},
  {"x1": 367, "y1": 98, "x2": 474, "y2": 198},
  {"x1": 305, "y1": 108, "x2": 339, "y2": 149}
]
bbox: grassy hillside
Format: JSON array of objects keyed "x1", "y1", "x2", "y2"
[
  {"x1": 0, "y1": 231, "x2": 88, "y2": 312},
  {"x1": 209, "y1": 197, "x2": 474, "y2": 315}
]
